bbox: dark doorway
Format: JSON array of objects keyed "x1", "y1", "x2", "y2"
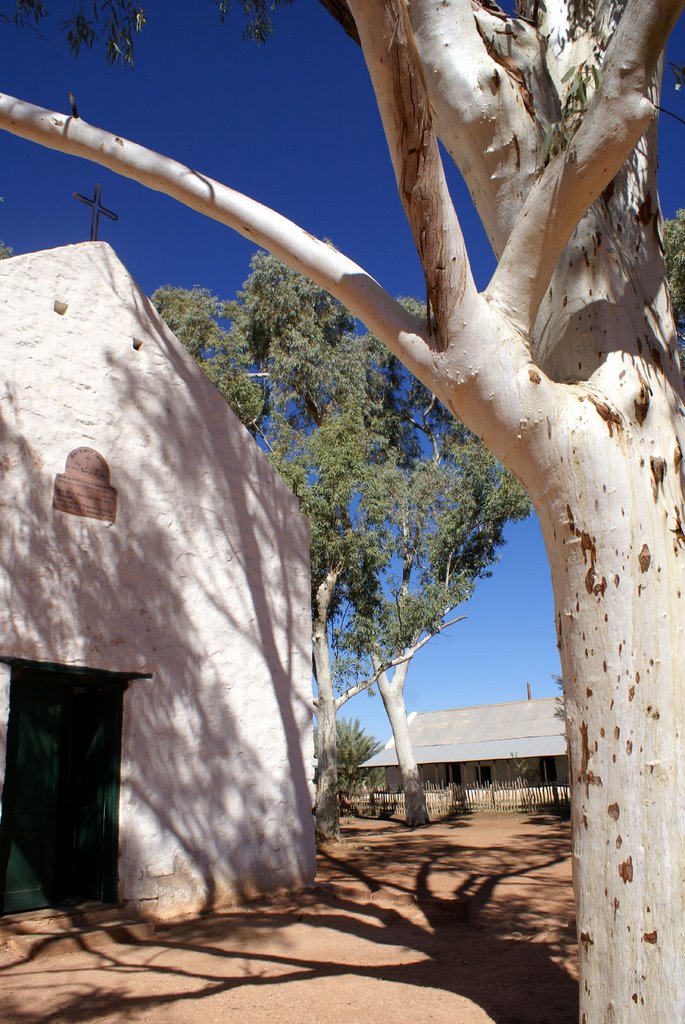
[
  {"x1": 539, "y1": 756, "x2": 558, "y2": 783},
  {"x1": 0, "y1": 665, "x2": 124, "y2": 914}
]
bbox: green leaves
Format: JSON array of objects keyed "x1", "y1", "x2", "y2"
[
  {"x1": 224, "y1": 253, "x2": 394, "y2": 621},
  {"x1": 334, "y1": 717, "x2": 384, "y2": 793},
  {"x1": 313, "y1": 717, "x2": 384, "y2": 793},
  {"x1": 2, "y1": 1, "x2": 147, "y2": 65},
  {"x1": 212, "y1": 0, "x2": 294, "y2": 44},
  {"x1": 1, "y1": 0, "x2": 294, "y2": 60},
  {"x1": 340, "y1": 416, "x2": 530, "y2": 666},
  {"x1": 542, "y1": 60, "x2": 603, "y2": 169},
  {"x1": 151, "y1": 284, "x2": 265, "y2": 432},
  {"x1": 228, "y1": 250, "x2": 360, "y2": 430},
  {"x1": 664, "y1": 209, "x2": 685, "y2": 374},
  {"x1": 154, "y1": 252, "x2": 530, "y2": 705}
]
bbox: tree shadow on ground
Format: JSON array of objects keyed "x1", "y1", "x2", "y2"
[{"x1": 0, "y1": 815, "x2": 577, "y2": 1024}]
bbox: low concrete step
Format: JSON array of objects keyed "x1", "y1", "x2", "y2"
[{"x1": 0, "y1": 903, "x2": 154, "y2": 960}]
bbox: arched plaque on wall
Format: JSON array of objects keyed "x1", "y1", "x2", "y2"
[{"x1": 53, "y1": 447, "x2": 118, "y2": 523}]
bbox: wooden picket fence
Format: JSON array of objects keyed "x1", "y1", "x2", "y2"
[{"x1": 345, "y1": 779, "x2": 570, "y2": 818}]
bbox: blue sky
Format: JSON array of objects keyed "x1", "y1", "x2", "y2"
[{"x1": 1, "y1": 2, "x2": 683, "y2": 743}]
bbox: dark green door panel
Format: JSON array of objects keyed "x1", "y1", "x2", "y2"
[
  {"x1": 67, "y1": 688, "x2": 122, "y2": 902},
  {"x1": 0, "y1": 669, "x2": 123, "y2": 914},
  {"x1": 0, "y1": 681, "x2": 64, "y2": 912}
]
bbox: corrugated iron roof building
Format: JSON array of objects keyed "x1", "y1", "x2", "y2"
[{"x1": 363, "y1": 697, "x2": 568, "y2": 787}]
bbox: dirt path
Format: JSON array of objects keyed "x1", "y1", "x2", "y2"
[{"x1": 0, "y1": 814, "x2": 577, "y2": 1024}]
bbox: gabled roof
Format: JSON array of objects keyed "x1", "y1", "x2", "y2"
[{"x1": 363, "y1": 697, "x2": 567, "y2": 767}]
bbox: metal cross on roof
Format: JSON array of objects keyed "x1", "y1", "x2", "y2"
[{"x1": 73, "y1": 184, "x2": 119, "y2": 241}]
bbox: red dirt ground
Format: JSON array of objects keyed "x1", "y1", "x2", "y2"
[{"x1": 0, "y1": 813, "x2": 577, "y2": 1024}]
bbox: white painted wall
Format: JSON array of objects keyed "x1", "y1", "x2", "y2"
[{"x1": 0, "y1": 243, "x2": 315, "y2": 917}]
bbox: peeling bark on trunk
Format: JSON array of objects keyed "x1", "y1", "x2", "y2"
[
  {"x1": 528, "y1": 214, "x2": 685, "y2": 1019},
  {"x1": 539, "y1": 419, "x2": 685, "y2": 1019},
  {"x1": 353, "y1": 5, "x2": 685, "y2": 1012},
  {"x1": 377, "y1": 662, "x2": 429, "y2": 828}
]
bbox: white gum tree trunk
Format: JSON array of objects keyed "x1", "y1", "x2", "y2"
[
  {"x1": 542, "y1": 437, "x2": 685, "y2": 1020},
  {"x1": 344, "y1": 4, "x2": 685, "y2": 1015},
  {"x1": 375, "y1": 661, "x2": 429, "y2": 827},
  {"x1": 532, "y1": 192, "x2": 685, "y2": 1019},
  {"x1": 313, "y1": 571, "x2": 340, "y2": 840},
  {"x1": 1, "y1": 0, "x2": 684, "y2": 1017}
]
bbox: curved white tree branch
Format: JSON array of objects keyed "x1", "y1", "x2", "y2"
[
  {"x1": 0, "y1": 89, "x2": 557, "y2": 472},
  {"x1": 0, "y1": 92, "x2": 439, "y2": 382},
  {"x1": 334, "y1": 613, "x2": 466, "y2": 711}
]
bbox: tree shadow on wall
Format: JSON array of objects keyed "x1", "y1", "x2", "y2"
[{"x1": 0, "y1": 242, "x2": 315, "y2": 917}]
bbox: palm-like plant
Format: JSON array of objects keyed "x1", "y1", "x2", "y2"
[{"x1": 336, "y1": 717, "x2": 384, "y2": 794}]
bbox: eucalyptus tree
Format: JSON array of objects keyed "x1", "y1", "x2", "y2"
[
  {"x1": 2, "y1": 0, "x2": 685, "y2": 1015},
  {"x1": 222, "y1": 272, "x2": 528, "y2": 835},
  {"x1": 665, "y1": 209, "x2": 685, "y2": 350},
  {"x1": 334, "y1": 361, "x2": 530, "y2": 826},
  {"x1": 155, "y1": 263, "x2": 526, "y2": 838},
  {"x1": 154, "y1": 255, "x2": 395, "y2": 841}
]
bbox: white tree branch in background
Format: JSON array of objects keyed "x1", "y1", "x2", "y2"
[
  {"x1": 487, "y1": 0, "x2": 684, "y2": 336},
  {"x1": 334, "y1": 614, "x2": 467, "y2": 710},
  {"x1": 0, "y1": 92, "x2": 438, "y2": 381},
  {"x1": 0, "y1": 90, "x2": 551, "y2": 471}
]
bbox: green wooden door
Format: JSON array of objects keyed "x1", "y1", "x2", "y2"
[
  {"x1": 0, "y1": 669, "x2": 123, "y2": 914},
  {"x1": 66, "y1": 687, "x2": 122, "y2": 903},
  {"x1": 0, "y1": 678, "x2": 64, "y2": 913}
]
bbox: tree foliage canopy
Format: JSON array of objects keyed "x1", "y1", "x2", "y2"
[
  {"x1": 154, "y1": 254, "x2": 529, "y2": 687},
  {"x1": 0, "y1": 0, "x2": 294, "y2": 58},
  {"x1": 334, "y1": 357, "x2": 530, "y2": 682},
  {"x1": 665, "y1": 208, "x2": 685, "y2": 347},
  {"x1": 153, "y1": 254, "x2": 395, "y2": 626}
]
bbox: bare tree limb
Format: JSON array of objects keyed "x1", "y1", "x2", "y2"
[
  {"x1": 487, "y1": 0, "x2": 685, "y2": 337},
  {"x1": 0, "y1": 90, "x2": 552, "y2": 469},
  {"x1": 334, "y1": 614, "x2": 467, "y2": 710},
  {"x1": 0, "y1": 92, "x2": 439, "y2": 381}
]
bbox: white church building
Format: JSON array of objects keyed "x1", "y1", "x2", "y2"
[{"x1": 0, "y1": 243, "x2": 316, "y2": 919}]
